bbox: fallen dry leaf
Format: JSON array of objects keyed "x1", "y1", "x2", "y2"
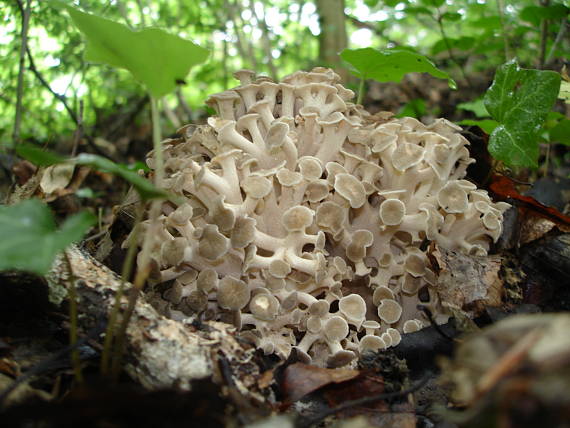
[{"x1": 281, "y1": 363, "x2": 359, "y2": 404}]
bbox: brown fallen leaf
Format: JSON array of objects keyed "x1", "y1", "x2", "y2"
[{"x1": 281, "y1": 362, "x2": 359, "y2": 404}]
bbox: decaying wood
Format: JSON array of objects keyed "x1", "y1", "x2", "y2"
[{"x1": 47, "y1": 246, "x2": 267, "y2": 402}]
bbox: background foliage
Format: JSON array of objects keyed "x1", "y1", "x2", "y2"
[{"x1": 1, "y1": 0, "x2": 568, "y2": 164}]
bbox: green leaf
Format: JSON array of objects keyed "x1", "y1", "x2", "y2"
[
  {"x1": 73, "y1": 154, "x2": 168, "y2": 201},
  {"x1": 441, "y1": 12, "x2": 462, "y2": 21},
  {"x1": 0, "y1": 200, "x2": 95, "y2": 275},
  {"x1": 457, "y1": 98, "x2": 489, "y2": 118},
  {"x1": 340, "y1": 47, "x2": 456, "y2": 89},
  {"x1": 432, "y1": 36, "x2": 475, "y2": 55},
  {"x1": 17, "y1": 145, "x2": 168, "y2": 201},
  {"x1": 549, "y1": 119, "x2": 570, "y2": 145},
  {"x1": 16, "y1": 143, "x2": 67, "y2": 166},
  {"x1": 458, "y1": 119, "x2": 499, "y2": 134},
  {"x1": 484, "y1": 60, "x2": 561, "y2": 168},
  {"x1": 396, "y1": 98, "x2": 427, "y2": 118},
  {"x1": 60, "y1": 4, "x2": 209, "y2": 98},
  {"x1": 419, "y1": 0, "x2": 445, "y2": 7},
  {"x1": 520, "y1": 5, "x2": 569, "y2": 26}
]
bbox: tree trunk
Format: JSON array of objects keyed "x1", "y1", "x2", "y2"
[{"x1": 316, "y1": 0, "x2": 348, "y2": 81}]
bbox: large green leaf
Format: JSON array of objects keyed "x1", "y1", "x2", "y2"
[
  {"x1": 520, "y1": 5, "x2": 569, "y2": 26},
  {"x1": 59, "y1": 4, "x2": 209, "y2": 98},
  {"x1": 16, "y1": 144, "x2": 168, "y2": 201},
  {"x1": 0, "y1": 200, "x2": 95, "y2": 275},
  {"x1": 484, "y1": 61, "x2": 561, "y2": 168},
  {"x1": 340, "y1": 48, "x2": 456, "y2": 88}
]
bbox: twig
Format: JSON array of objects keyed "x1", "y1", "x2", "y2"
[
  {"x1": 63, "y1": 251, "x2": 84, "y2": 384},
  {"x1": 496, "y1": 0, "x2": 512, "y2": 61},
  {"x1": 545, "y1": 20, "x2": 568, "y2": 65},
  {"x1": 298, "y1": 375, "x2": 431, "y2": 427},
  {"x1": 12, "y1": 0, "x2": 32, "y2": 147},
  {"x1": 538, "y1": 0, "x2": 551, "y2": 69},
  {"x1": 417, "y1": 305, "x2": 458, "y2": 343},
  {"x1": 100, "y1": 203, "x2": 145, "y2": 377},
  {"x1": 249, "y1": 1, "x2": 278, "y2": 80},
  {"x1": 71, "y1": 100, "x2": 84, "y2": 157}
]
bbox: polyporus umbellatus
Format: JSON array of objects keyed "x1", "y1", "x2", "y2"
[{"x1": 137, "y1": 68, "x2": 509, "y2": 367}]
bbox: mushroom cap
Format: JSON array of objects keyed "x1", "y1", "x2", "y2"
[
  {"x1": 362, "y1": 320, "x2": 381, "y2": 331},
  {"x1": 334, "y1": 173, "x2": 366, "y2": 208},
  {"x1": 360, "y1": 335, "x2": 386, "y2": 352},
  {"x1": 168, "y1": 204, "x2": 193, "y2": 226},
  {"x1": 405, "y1": 253, "x2": 426, "y2": 277},
  {"x1": 391, "y1": 142, "x2": 424, "y2": 171},
  {"x1": 309, "y1": 300, "x2": 330, "y2": 317},
  {"x1": 377, "y1": 299, "x2": 403, "y2": 324},
  {"x1": 233, "y1": 69, "x2": 256, "y2": 85},
  {"x1": 347, "y1": 230, "x2": 374, "y2": 262},
  {"x1": 339, "y1": 294, "x2": 367, "y2": 326},
  {"x1": 160, "y1": 237, "x2": 187, "y2": 266},
  {"x1": 324, "y1": 316, "x2": 349, "y2": 342},
  {"x1": 276, "y1": 168, "x2": 303, "y2": 186},
  {"x1": 197, "y1": 269, "x2": 218, "y2": 293},
  {"x1": 231, "y1": 217, "x2": 256, "y2": 248},
  {"x1": 379, "y1": 199, "x2": 406, "y2": 226},
  {"x1": 198, "y1": 224, "x2": 230, "y2": 260},
  {"x1": 403, "y1": 319, "x2": 423, "y2": 333},
  {"x1": 217, "y1": 276, "x2": 250, "y2": 310},
  {"x1": 269, "y1": 259, "x2": 292, "y2": 278},
  {"x1": 183, "y1": 290, "x2": 209, "y2": 313},
  {"x1": 437, "y1": 181, "x2": 469, "y2": 213},
  {"x1": 306, "y1": 316, "x2": 322, "y2": 333},
  {"x1": 242, "y1": 176, "x2": 273, "y2": 199},
  {"x1": 306, "y1": 180, "x2": 330, "y2": 203},
  {"x1": 249, "y1": 293, "x2": 280, "y2": 321},
  {"x1": 386, "y1": 328, "x2": 402, "y2": 346},
  {"x1": 265, "y1": 276, "x2": 285, "y2": 291},
  {"x1": 316, "y1": 201, "x2": 346, "y2": 233},
  {"x1": 267, "y1": 122, "x2": 289, "y2": 149},
  {"x1": 298, "y1": 156, "x2": 323, "y2": 181},
  {"x1": 372, "y1": 286, "x2": 395, "y2": 306},
  {"x1": 282, "y1": 205, "x2": 314, "y2": 232},
  {"x1": 326, "y1": 350, "x2": 356, "y2": 368}
]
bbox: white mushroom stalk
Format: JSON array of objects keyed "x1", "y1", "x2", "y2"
[{"x1": 136, "y1": 68, "x2": 510, "y2": 368}]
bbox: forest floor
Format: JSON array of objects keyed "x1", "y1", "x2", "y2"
[{"x1": 1, "y1": 76, "x2": 570, "y2": 428}]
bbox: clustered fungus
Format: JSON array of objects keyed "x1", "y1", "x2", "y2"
[{"x1": 137, "y1": 68, "x2": 509, "y2": 367}]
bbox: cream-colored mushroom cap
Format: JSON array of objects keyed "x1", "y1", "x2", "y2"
[
  {"x1": 347, "y1": 230, "x2": 374, "y2": 262},
  {"x1": 386, "y1": 328, "x2": 402, "y2": 346},
  {"x1": 334, "y1": 173, "x2": 366, "y2": 208},
  {"x1": 231, "y1": 217, "x2": 256, "y2": 248},
  {"x1": 403, "y1": 319, "x2": 423, "y2": 333},
  {"x1": 184, "y1": 290, "x2": 208, "y2": 312},
  {"x1": 269, "y1": 259, "x2": 291, "y2": 278},
  {"x1": 198, "y1": 225, "x2": 230, "y2": 260},
  {"x1": 391, "y1": 142, "x2": 424, "y2": 171},
  {"x1": 197, "y1": 269, "x2": 218, "y2": 293},
  {"x1": 360, "y1": 335, "x2": 386, "y2": 352},
  {"x1": 265, "y1": 276, "x2": 285, "y2": 292},
  {"x1": 372, "y1": 286, "x2": 395, "y2": 306},
  {"x1": 405, "y1": 253, "x2": 426, "y2": 277},
  {"x1": 266, "y1": 122, "x2": 289, "y2": 148},
  {"x1": 276, "y1": 169, "x2": 303, "y2": 186},
  {"x1": 381, "y1": 332, "x2": 393, "y2": 347},
  {"x1": 249, "y1": 293, "x2": 280, "y2": 321},
  {"x1": 438, "y1": 181, "x2": 469, "y2": 213},
  {"x1": 315, "y1": 201, "x2": 346, "y2": 233},
  {"x1": 306, "y1": 180, "x2": 330, "y2": 203},
  {"x1": 339, "y1": 294, "x2": 367, "y2": 326},
  {"x1": 377, "y1": 299, "x2": 403, "y2": 324},
  {"x1": 282, "y1": 206, "x2": 314, "y2": 232},
  {"x1": 324, "y1": 316, "x2": 349, "y2": 342},
  {"x1": 309, "y1": 300, "x2": 330, "y2": 317},
  {"x1": 362, "y1": 320, "x2": 381, "y2": 331},
  {"x1": 306, "y1": 316, "x2": 322, "y2": 333},
  {"x1": 233, "y1": 69, "x2": 256, "y2": 85},
  {"x1": 379, "y1": 199, "x2": 406, "y2": 226},
  {"x1": 298, "y1": 156, "x2": 323, "y2": 181},
  {"x1": 242, "y1": 176, "x2": 273, "y2": 199},
  {"x1": 168, "y1": 204, "x2": 193, "y2": 226},
  {"x1": 217, "y1": 276, "x2": 250, "y2": 310},
  {"x1": 160, "y1": 237, "x2": 187, "y2": 266}
]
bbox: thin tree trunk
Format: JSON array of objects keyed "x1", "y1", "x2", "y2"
[
  {"x1": 13, "y1": 0, "x2": 32, "y2": 147},
  {"x1": 316, "y1": 0, "x2": 348, "y2": 81}
]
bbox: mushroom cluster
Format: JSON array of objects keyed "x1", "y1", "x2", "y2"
[{"x1": 138, "y1": 68, "x2": 509, "y2": 367}]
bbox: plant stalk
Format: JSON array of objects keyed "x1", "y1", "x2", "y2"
[
  {"x1": 64, "y1": 250, "x2": 83, "y2": 384},
  {"x1": 12, "y1": 0, "x2": 32, "y2": 147},
  {"x1": 357, "y1": 78, "x2": 365, "y2": 105},
  {"x1": 109, "y1": 96, "x2": 164, "y2": 380}
]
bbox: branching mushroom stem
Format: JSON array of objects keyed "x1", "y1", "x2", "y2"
[{"x1": 63, "y1": 251, "x2": 84, "y2": 384}]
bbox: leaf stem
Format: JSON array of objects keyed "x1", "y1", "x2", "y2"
[
  {"x1": 357, "y1": 77, "x2": 365, "y2": 105},
  {"x1": 496, "y1": 0, "x2": 512, "y2": 61},
  {"x1": 12, "y1": 0, "x2": 31, "y2": 148},
  {"x1": 109, "y1": 96, "x2": 164, "y2": 380}
]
